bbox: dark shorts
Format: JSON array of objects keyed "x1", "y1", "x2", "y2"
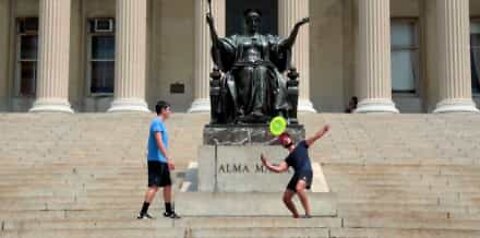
[
  {"x1": 147, "y1": 161, "x2": 172, "y2": 187},
  {"x1": 287, "y1": 170, "x2": 313, "y2": 192}
]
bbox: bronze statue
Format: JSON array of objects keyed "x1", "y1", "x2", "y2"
[{"x1": 207, "y1": 8, "x2": 309, "y2": 124}]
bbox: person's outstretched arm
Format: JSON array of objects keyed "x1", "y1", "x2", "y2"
[
  {"x1": 305, "y1": 125, "x2": 330, "y2": 147},
  {"x1": 261, "y1": 154, "x2": 288, "y2": 173}
]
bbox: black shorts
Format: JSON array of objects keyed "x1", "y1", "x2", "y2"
[
  {"x1": 147, "y1": 161, "x2": 172, "y2": 187},
  {"x1": 287, "y1": 170, "x2": 313, "y2": 192}
]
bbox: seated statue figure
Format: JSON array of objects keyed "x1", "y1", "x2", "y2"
[{"x1": 207, "y1": 9, "x2": 309, "y2": 124}]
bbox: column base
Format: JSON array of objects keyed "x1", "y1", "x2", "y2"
[
  {"x1": 29, "y1": 98, "x2": 74, "y2": 113},
  {"x1": 188, "y1": 98, "x2": 210, "y2": 113},
  {"x1": 433, "y1": 99, "x2": 479, "y2": 113},
  {"x1": 355, "y1": 98, "x2": 399, "y2": 113},
  {"x1": 108, "y1": 98, "x2": 150, "y2": 112},
  {"x1": 298, "y1": 99, "x2": 317, "y2": 113}
]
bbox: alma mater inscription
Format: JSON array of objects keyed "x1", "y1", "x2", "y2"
[{"x1": 218, "y1": 163, "x2": 291, "y2": 174}]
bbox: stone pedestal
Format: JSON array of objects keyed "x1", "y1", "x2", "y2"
[
  {"x1": 183, "y1": 145, "x2": 329, "y2": 193},
  {"x1": 180, "y1": 124, "x2": 333, "y2": 216},
  {"x1": 181, "y1": 124, "x2": 329, "y2": 193},
  {"x1": 203, "y1": 125, "x2": 305, "y2": 146}
]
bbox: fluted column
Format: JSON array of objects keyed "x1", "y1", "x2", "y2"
[
  {"x1": 355, "y1": 0, "x2": 398, "y2": 113},
  {"x1": 189, "y1": 0, "x2": 225, "y2": 113},
  {"x1": 30, "y1": 0, "x2": 73, "y2": 113},
  {"x1": 279, "y1": 0, "x2": 316, "y2": 112},
  {"x1": 108, "y1": 0, "x2": 149, "y2": 112},
  {"x1": 434, "y1": 0, "x2": 478, "y2": 113}
]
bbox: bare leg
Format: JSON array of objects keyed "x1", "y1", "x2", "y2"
[
  {"x1": 163, "y1": 185, "x2": 172, "y2": 203},
  {"x1": 282, "y1": 190, "x2": 299, "y2": 218},
  {"x1": 296, "y1": 180, "x2": 311, "y2": 217},
  {"x1": 144, "y1": 186, "x2": 158, "y2": 203}
]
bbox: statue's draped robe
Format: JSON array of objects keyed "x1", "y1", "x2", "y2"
[{"x1": 212, "y1": 34, "x2": 291, "y2": 123}]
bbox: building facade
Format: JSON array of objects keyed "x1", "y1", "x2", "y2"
[{"x1": 0, "y1": 0, "x2": 479, "y2": 113}]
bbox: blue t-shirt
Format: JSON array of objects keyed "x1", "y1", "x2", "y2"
[
  {"x1": 284, "y1": 140, "x2": 312, "y2": 173},
  {"x1": 147, "y1": 118, "x2": 169, "y2": 162}
]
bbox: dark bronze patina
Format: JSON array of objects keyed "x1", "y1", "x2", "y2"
[{"x1": 207, "y1": 8, "x2": 309, "y2": 124}]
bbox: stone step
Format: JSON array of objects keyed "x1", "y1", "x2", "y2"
[
  {"x1": 343, "y1": 216, "x2": 480, "y2": 230},
  {"x1": 0, "y1": 192, "x2": 337, "y2": 217},
  {"x1": 0, "y1": 228, "x2": 181, "y2": 238},
  {"x1": 329, "y1": 228, "x2": 480, "y2": 238},
  {"x1": 337, "y1": 203, "x2": 472, "y2": 213},
  {"x1": 189, "y1": 227, "x2": 329, "y2": 238}
]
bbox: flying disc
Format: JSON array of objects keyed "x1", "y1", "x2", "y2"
[{"x1": 269, "y1": 116, "x2": 287, "y2": 136}]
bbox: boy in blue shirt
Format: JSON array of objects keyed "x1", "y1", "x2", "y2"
[
  {"x1": 261, "y1": 125, "x2": 330, "y2": 218},
  {"x1": 137, "y1": 101, "x2": 180, "y2": 219}
]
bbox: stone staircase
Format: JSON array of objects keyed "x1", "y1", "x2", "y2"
[{"x1": 0, "y1": 113, "x2": 479, "y2": 237}]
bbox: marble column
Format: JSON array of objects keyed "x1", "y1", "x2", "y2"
[
  {"x1": 278, "y1": 0, "x2": 316, "y2": 112},
  {"x1": 108, "y1": 0, "x2": 149, "y2": 112},
  {"x1": 355, "y1": 0, "x2": 398, "y2": 113},
  {"x1": 189, "y1": 0, "x2": 225, "y2": 113},
  {"x1": 433, "y1": 0, "x2": 478, "y2": 113},
  {"x1": 30, "y1": 0, "x2": 73, "y2": 113}
]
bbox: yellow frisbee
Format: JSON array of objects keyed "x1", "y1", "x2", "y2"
[{"x1": 269, "y1": 116, "x2": 287, "y2": 136}]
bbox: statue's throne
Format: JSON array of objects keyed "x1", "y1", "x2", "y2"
[{"x1": 209, "y1": 67, "x2": 300, "y2": 125}]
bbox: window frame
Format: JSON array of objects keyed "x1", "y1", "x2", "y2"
[
  {"x1": 14, "y1": 17, "x2": 39, "y2": 98},
  {"x1": 470, "y1": 18, "x2": 480, "y2": 96},
  {"x1": 85, "y1": 17, "x2": 115, "y2": 97},
  {"x1": 390, "y1": 17, "x2": 421, "y2": 96}
]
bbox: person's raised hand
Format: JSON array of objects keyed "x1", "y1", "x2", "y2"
[
  {"x1": 260, "y1": 153, "x2": 267, "y2": 166},
  {"x1": 322, "y1": 124, "x2": 331, "y2": 135},
  {"x1": 206, "y1": 13, "x2": 214, "y2": 26}
]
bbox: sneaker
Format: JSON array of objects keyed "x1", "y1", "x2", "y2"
[
  {"x1": 163, "y1": 211, "x2": 181, "y2": 219},
  {"x1": 302, "y1": 214, "x2": 312, "y2": 219},
  {"x1": 137, "y1": 213, "x2": 154, "y2": 219}
]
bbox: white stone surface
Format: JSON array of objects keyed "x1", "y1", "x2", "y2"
[
  {"x1": 279, "y1": 0, "x2": 316, "y2": 112},
  {"x1": 197, "y1": 145, "x2": 329, "y2": 193},
  {"x1": 108, "y1": 0, "x2": 149, "y2": 112},
  {"x1": 29, "y1": 0, "x2": 73, "y2": 113},
  {"x1": 189, "y1": 0, "x2": 225, "y2": 113},
  {"x1": 355, "y1": 0, "x2": 398, "y2": 114},
  {"x1": 434, "y1": 0, "x2": 479, "y2": 113}
]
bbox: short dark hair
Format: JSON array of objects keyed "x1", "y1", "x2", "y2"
[
  {"x1": 155, "y1": 100, "x2": 170, "y2": 115},
  {"x1": 244, "y1": 8, "x2": 262, "y2": 18}
]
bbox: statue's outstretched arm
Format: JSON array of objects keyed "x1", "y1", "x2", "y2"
[
  {"x1": 280, "y1": 17, "x2": 310, "y2": 50},
  {"x1": 206, "y1": 13, "x2": 220, "y2": 47}
]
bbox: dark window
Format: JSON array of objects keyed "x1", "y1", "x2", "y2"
[
  {"x1": 16, "y1": 18, "x2": 39, "y2": 97},
  {"x1": 471, "y1": 21, "x2": 480, "y2": 94},
  {"x1": 391, "y1": 19, "x2": 419, "y2": 94},
  {"x1": 226, "y1": 0, "x2": 278, "y2": 36},
  {"x1": 88, "y1": 18, "x2": 115, "y2": 94}
]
